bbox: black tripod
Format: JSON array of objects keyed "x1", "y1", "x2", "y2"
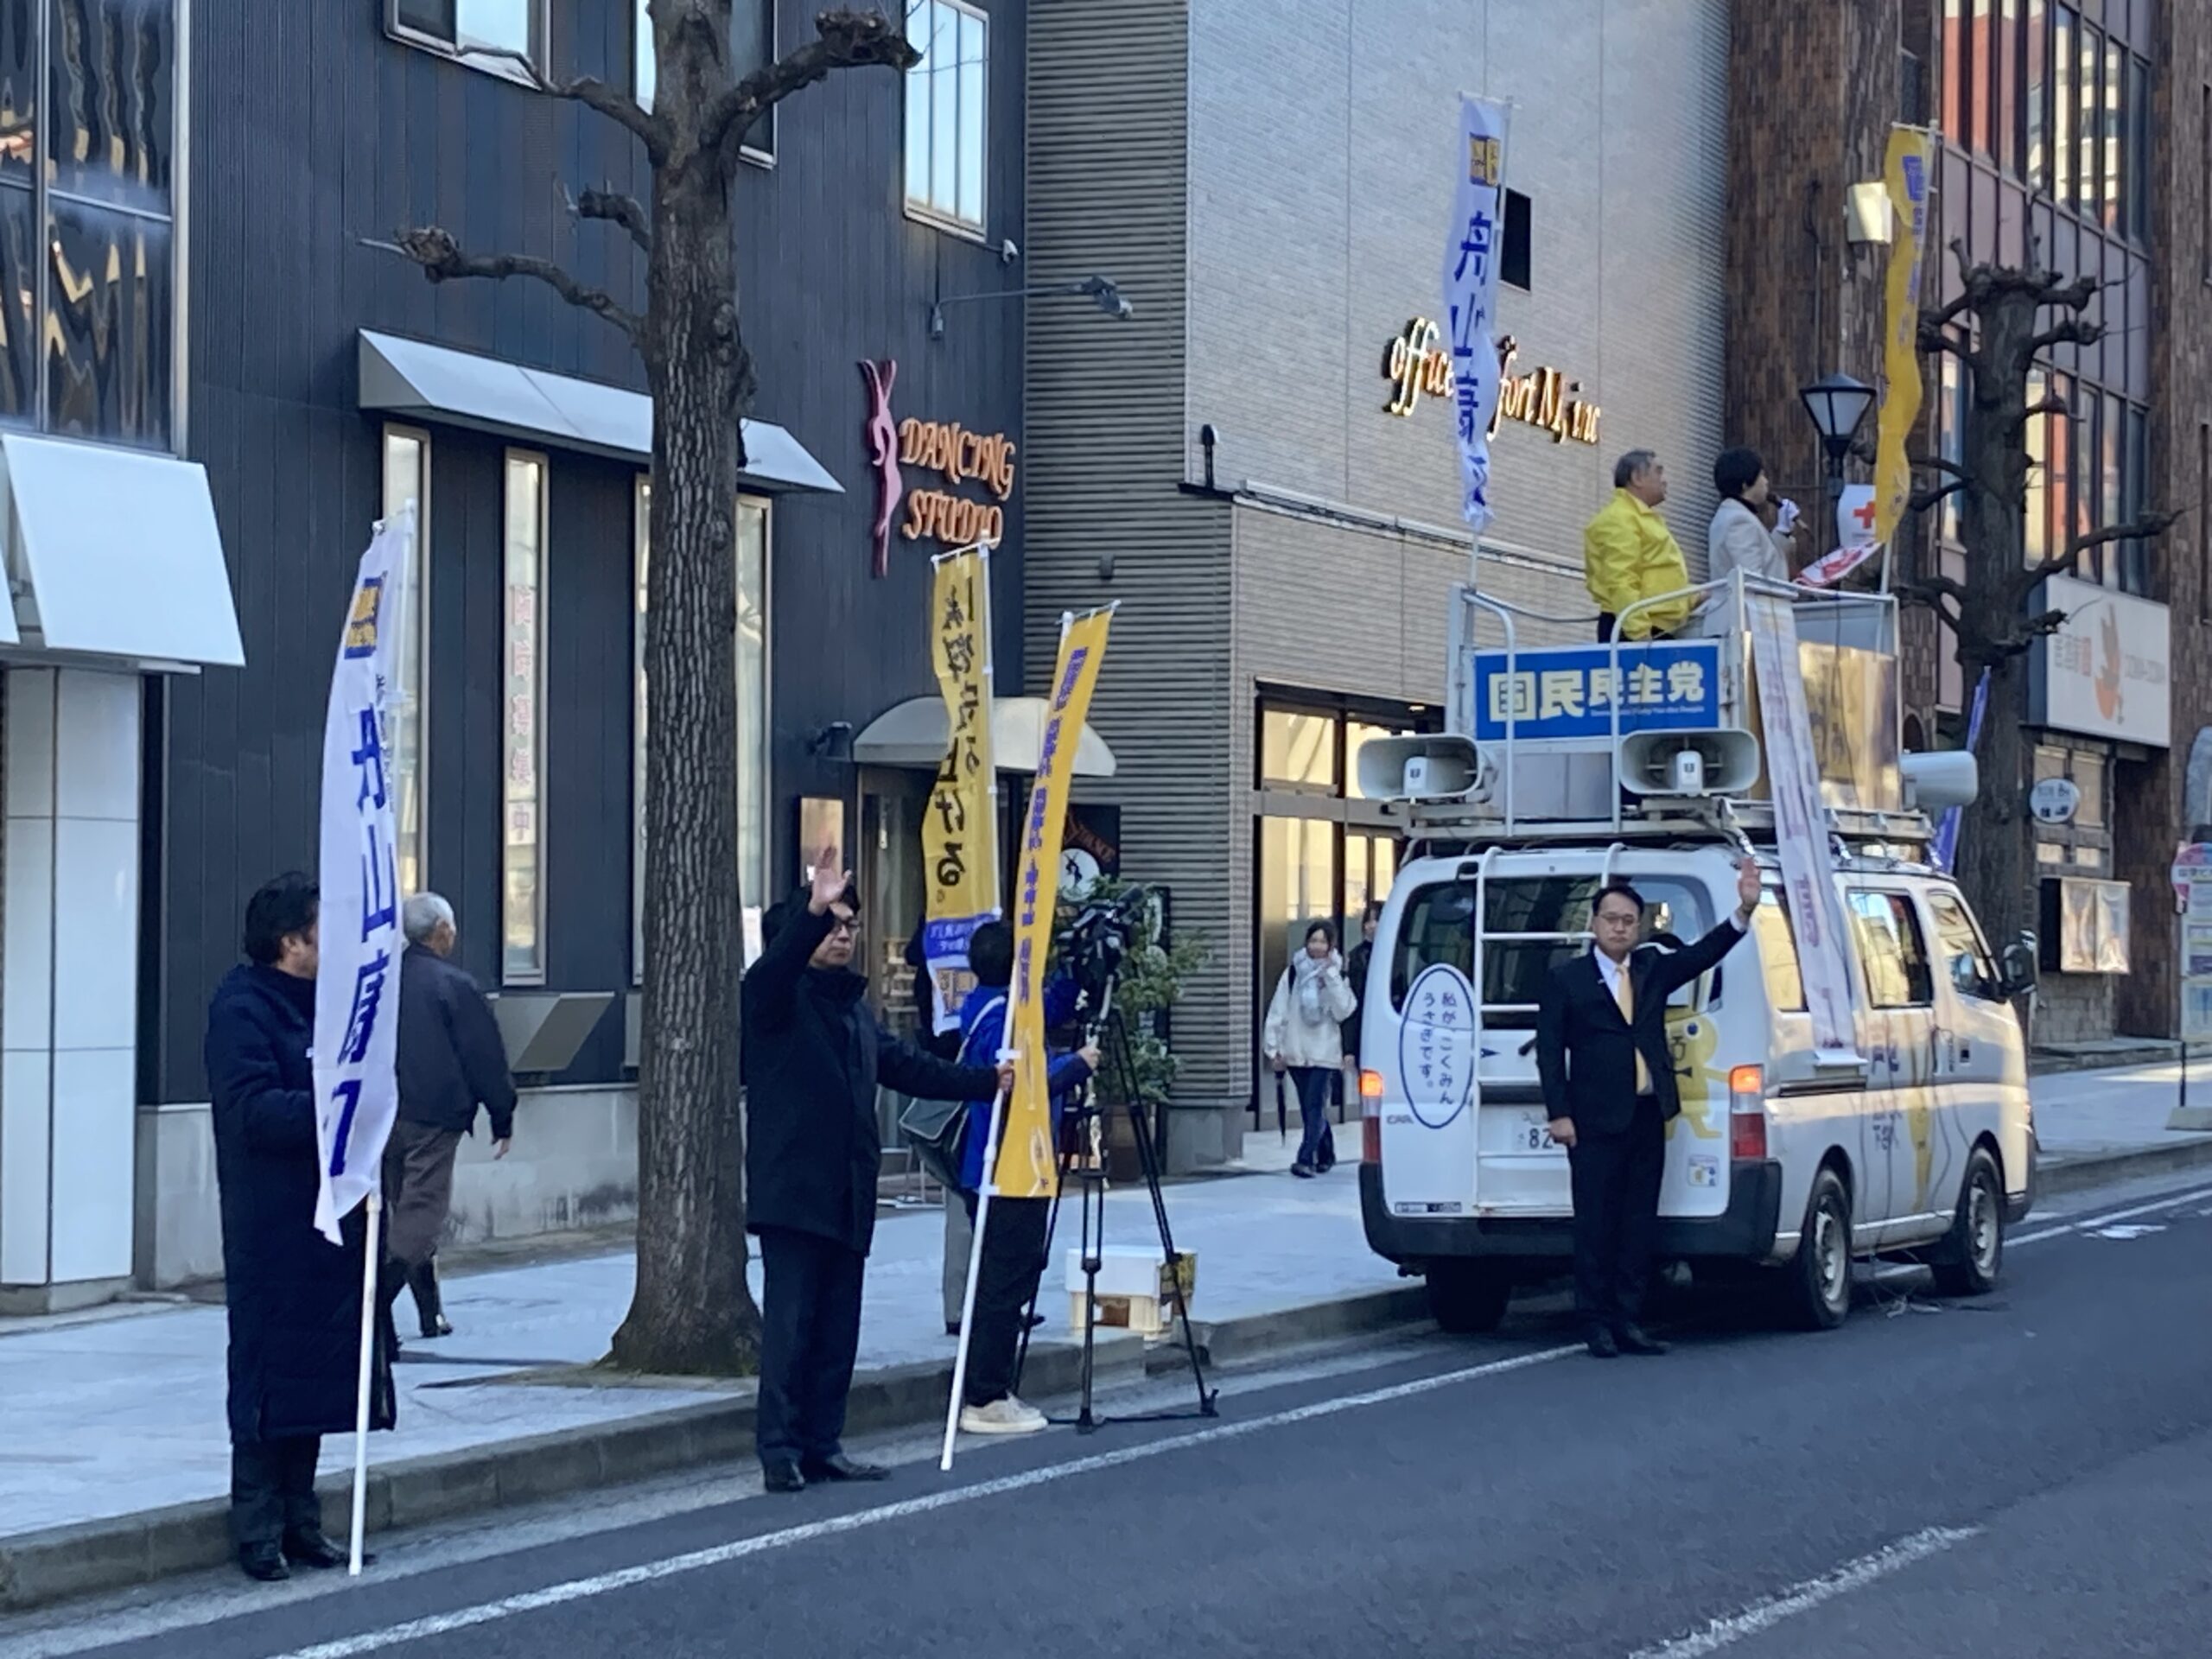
[{"x1": 1014, "y1": 1000, "x2": 1217, "y2": 1431}]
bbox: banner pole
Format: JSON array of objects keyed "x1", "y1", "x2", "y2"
[
  {"x1": 941, "y1": 1075, "x2": 1009, "y2": 1471},
  {"x1": 348, "y1": 1192, "x2": 381, "y2": 1576}
]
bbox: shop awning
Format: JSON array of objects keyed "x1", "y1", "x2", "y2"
[
  {"x1": 357, "y1": 330, "x2": 842, "y2": 494},
  {"x1": 852, "y1": 696, "x2": 1118, "y2": 778},
  {"x1": 0, "y1": 433, "x2": 244, "y2": 667}
]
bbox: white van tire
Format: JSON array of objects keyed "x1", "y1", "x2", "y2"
[
  {"x1": 1930, "y1": 1146, "x2": 2005, "y2": 1297},
  {"x1": 1783, "y1": 1167, "x2": 1853, "y2": 1332},
  {"x1": 1425, "y1": 1262, "x2": 1511, "y2": 1334}
]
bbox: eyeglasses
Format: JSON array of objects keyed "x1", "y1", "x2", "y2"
[{"x1": 826, "y1": 915, "x2": 863, "y2": 938}]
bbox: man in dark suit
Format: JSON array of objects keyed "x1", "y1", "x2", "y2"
[{"x1": 1536, "y1": 860, "x2": 1760, "y2": 1358}]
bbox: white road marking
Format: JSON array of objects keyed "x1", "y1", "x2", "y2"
[
  {"x1": 259, "y1": 1342, "x2": 1583, "y2": 1659},
  {"x1": 2012, "y1": 1181, "x2": 2212, "y2": 1245},
  {"x1": 1625, "y1": 1526, "x2": 1982, "y2": 1658},
  {"x1": 2090, "y1": 1224, "x2": 2165, "y2": 1240}
]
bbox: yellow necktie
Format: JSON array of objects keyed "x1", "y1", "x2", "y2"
[{"x1": 1613, "y1": 967, "x2": 1651, "y2": 1095}]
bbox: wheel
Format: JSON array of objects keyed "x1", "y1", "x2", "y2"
[
  {"x1": 1783, "y1": 1167, "x2": 1853, "y2": 1331},
  {"x1": 1929, "y1": 1146, "x2": 2005, "y2": 1297},
  {"x1": 1425, "y1": 1261, "x2": 1511, "y2": 1334}
]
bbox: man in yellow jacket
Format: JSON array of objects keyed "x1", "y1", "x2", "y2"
[{"x1": 1583, "y1": 449, "x2": 1693, "y2": 641}]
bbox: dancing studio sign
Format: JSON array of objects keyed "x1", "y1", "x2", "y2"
[
  {"x1": 859, "y1": 357, "x2": 1017, "y2": 575},
  {"x1": 1381, "y1": 323, "x2": 1602, "y2": 446}
]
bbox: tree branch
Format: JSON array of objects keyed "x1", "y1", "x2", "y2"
[
  {"x1": 564, "y1": 181, "x2": 653, "y2": 256},
  {"x1": 467, "y1": 47, "x2": 668, "y2": 160},
  {"x1": 2024, "y1": 316, "x2": 2104, "y2": 359},
  {"x1": 2025, "y1": 509, "x2": 2183, "y2": 584},
  {"x1": 390, "y1": 226, "x2": 644, "y2": 343},
  {"x1": 704, "y1": 9, "x2": 921, "y2": 157},
  {"x1": 1910, "y1": 479, "x2": 1971, "y2": 514},
  {"x1": 1909, "y1": 450, "x2": 1970, "y2": 482}
]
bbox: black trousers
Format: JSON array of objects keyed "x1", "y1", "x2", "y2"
[
  {"x1": 1566, "y1": 1097, "x2": 1666, "y2": 1331},
  {"x1": 230, "y1": 1435, "x2": 322, "y2": 1552},
  {"x1": 958, "y1": 1194, "x2": 1051, "y2": 1408},
  {"x1": 755, "y1": 1226, "x2": 867, "y2": 1470}
]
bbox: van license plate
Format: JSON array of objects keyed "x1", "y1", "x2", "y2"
[{"x1": 1516, "y1": 1111, "x2": 1558, "y2": 1153}]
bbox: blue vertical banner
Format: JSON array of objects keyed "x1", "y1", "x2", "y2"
[
  {"x1": 1443, "y1": 94, "x2": 1510, "y2": 534},
  {"x1": 1930, "y1": 667, "x2": 1990, "y2": 874},
  {"x1": 314, "y1": 508, "x2": 410, "y2": 1243}
]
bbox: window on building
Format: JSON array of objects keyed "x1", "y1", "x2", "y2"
[
  {"x1": 903, "y1": 0, "x2": 987, "y2": 232},
  {"x1": 633, "y1": 0, "x2": 774, "y2": 155},
  {"x1": 1970, "y1": 0, "x2": 1993, "y2": 156},
  {"x1": 0, "y1": 0, "x2": 179, "y2": 448},
  {"x1": 383, "y1": 427, "x2": 432, "y2": 899},
  {"x1": 2072, "y1": 747, "x2": 2106, "y2": 828},
  {"x1": 2076, "y1": 20, "x2": 2100, "y2": 219},
  {"x1": 1998, "y1": 0, "x2": 2020, "y2": 173},
  {"x1": 2101, "y1": 391, "x2": 2124, "y2": 590},
  {"x1": 390, "y1": 0, "x2": 544, "y2": 76},
  {"x1": 2126, "y1": 54, "x2": 2148, "y2": 242},
  {"x1": 502, "y1": 451, "x2": 548, "y2": 985},
  {"x1": 2122, "y1": 403, "x2": 2149, "y2": 595},
  {"x1": 1261, "y1": 708, "x2": 1338, "y2": 791},
  {"x1": 2053, "y1": 7, "x2": 2075, "y2": 205},
  {"x1": 1942, "y1": 0, "x2": 1965, "y2": 141},
  {"x1": 632, "y1": 480, "x2": 772, "y2": 978},
  {"x1": 2025, "y1": 0, "x2": 2048, "y2": 188},
  {"x1": 1503, "y1": 189, "x2": 1533, "y2": 291},
  {"x1": 1939, "y1": 353, "x2": 1966, "y2": 545},
  {"x1": 2102, "y1": 38, "x2": 2124, "y2": 234},
  {"x1": 1848, "y1": 890, "x2": 1935, "y2": 1008},
  {"x1": 2025, "y1": 366, "x2": 2050, "y2": 568}
]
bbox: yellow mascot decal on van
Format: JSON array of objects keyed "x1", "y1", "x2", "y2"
[{"x1": 1664, "y1": 1007, "x2": 1724, "y2": 1141}]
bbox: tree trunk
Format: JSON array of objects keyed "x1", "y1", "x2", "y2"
[
  {"x1": 1957, "y1": 653, "x2": 2033, "y2": 959},
  {"x1": 610, "y1": 118, "x2": 761, "y2": 1374}
]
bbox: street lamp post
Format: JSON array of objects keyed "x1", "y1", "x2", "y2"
[{"x1": 1799, "y1": 371, "x2": 1878, "y2": 530}]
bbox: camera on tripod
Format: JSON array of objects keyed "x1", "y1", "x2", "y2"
[{"x1": 1052, "y1": 883, "x2": 1152, "y2": 1012}]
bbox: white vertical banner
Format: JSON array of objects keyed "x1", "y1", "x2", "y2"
[
  {"x1": 1745, "y1": 591, "x2": 1861, "y2": 1065},
  {"x1": 1443, "y1": 94, "x2": 1510, "y2": 535},
  {"x1": 314, "y1": 507, "x2": 411, "y2": 1243}
]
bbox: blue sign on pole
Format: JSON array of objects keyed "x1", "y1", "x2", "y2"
[{"x1": 1471, "y1": 640, "x2": 1724, "y2": 743}]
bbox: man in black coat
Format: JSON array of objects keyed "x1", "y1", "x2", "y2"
[
  {"x1": 383, "y1": 892, "x2": 518, "y2": 1339},
  {"x1": 745, "y1": 853, "x2": 1010, "y2": 1493},
  {"x1": 205, "y1": 873, "x2": 396, "y2": 1582},
  {"x1": 1535, "y1": 860, "x2": 1760, "y2": 1359}
]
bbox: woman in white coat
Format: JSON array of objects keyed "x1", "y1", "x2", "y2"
[
  {"x1": 1697, "y1": 448, "x2": 1802, "y2": 632},
  {"x1": 1264, "y1": 921, "x2": 1358, "y2": 1178}
]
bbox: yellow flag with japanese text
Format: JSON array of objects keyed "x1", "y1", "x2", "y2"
[
  {"x1": 1872, "y1": 124, "x2": 1935, "y2": 547},
  {"x1": 991, "y1": 606, "x2": 1114, "y2": 1199},
  {"x1": 920, "y1": 546, "x2": 998, "y2": 1036}
]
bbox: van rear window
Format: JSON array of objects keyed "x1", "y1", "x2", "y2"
[{"x1": 1389, "y1": 875, "x2": 1715, "y2": 1028}]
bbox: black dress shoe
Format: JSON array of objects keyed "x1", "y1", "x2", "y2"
[
  {"x1": 1615, "y1": 1325, "x2": 1669, "y2": 1357},
  {"x1": 420, "y1": 1314, "x2": 454, "y2": 1340},
  {"x1": 1585, "y1": 1326, "x2": 1620, "y2": 1359},
  {"x1": 238, "y1": 1544, "x2": 290, "y2": 1582},
  {"x1": 801, "y1": 1453, "x2": 890, "y2": 1483},
  {"x1": 762, "y1": 1460, "x2": 806, "y2": 1494},
  {"x1": 283, "y1": 1530, "x2": 365, "y2": 1569}
]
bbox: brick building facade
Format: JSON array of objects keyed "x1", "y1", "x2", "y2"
[{"x1": 1728, "y1": 0, "x2": 2210, "y2": 1046}]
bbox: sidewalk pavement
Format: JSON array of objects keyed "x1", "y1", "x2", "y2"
[{"x1": 3, "y1": 1064, "x2": 2207, "y2": 1610}]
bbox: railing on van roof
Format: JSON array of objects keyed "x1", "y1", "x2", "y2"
[{"x1": 1365, "y1": 551, "x2": 1963, "y2": 850}]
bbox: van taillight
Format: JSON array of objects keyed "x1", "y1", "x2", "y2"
[
  {"x1": 1729, "y1": 1064, "x2": 1767, "y2": 1160},
  {"x1": 1360, "y1": 1071, "x2": 1383, "y2": 1164}
]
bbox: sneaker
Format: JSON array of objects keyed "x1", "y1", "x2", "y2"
[{"x1": 959, "y1": 1396, "x2": 1048, "y2": 1436}]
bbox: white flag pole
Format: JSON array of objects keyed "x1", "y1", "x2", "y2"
[
  {"x1": 939, "y1": 1066, "x2": 1011, "y2": 1472},
  {"x1": 347, "y1": 1192, "x2": 382, "y2": 1576}
]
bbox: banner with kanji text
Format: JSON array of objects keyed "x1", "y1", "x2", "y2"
[{"x1": 921, "y1": 544, "x2": 999, "y2": 1035}]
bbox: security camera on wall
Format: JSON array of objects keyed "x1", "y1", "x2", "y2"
[{"x1": 1001, "y1": 238, "x2": 1020, "y2": 264}]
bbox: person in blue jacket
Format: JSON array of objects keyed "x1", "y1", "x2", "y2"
[{"x1": 952, "y1": 920, "x2": 1097, "y2": 1436}]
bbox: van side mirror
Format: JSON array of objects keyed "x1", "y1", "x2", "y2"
[{"x1": 2000, "y1": 932, "x2": 2038, "y2": 999}]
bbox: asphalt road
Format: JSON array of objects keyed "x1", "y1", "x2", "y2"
[{"x1": 10, "y1": 1171, "x2": 2212, "y2": 1659}]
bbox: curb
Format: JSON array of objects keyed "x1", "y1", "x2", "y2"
[
  {"x1": 2039, "y1": 1137, "x2": 2212, "y2": 1198},
  {"x1": 0, "y1": 1286, "x2": 1425, "y2": 1615}
]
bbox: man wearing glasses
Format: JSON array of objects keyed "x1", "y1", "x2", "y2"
[
  {"x1": 1535, "y1": 861, "x2": 1760, "y2": 1358},
  {"x1": 744, "y1": 851, "x2": 1014, "y2": 1493}
]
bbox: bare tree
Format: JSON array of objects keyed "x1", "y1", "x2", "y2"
[
  {"x1": 390, "y1": 4, "x2": 918, "y2": 1375},
  {"x1": 1903, "y1": 243, "x2": 2178, "y2": 951}
]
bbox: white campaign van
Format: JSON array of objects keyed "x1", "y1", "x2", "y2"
[{"x1": 1355, "y1": 571, "x2": 2038, "y2": 1334}]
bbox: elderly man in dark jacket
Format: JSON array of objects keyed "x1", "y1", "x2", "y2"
[
  {"x1": 382, "y1": 892, "x2": 517, "y2": 1339},
  {"x1": 746, "y1": 853, "x2": 1009, "y2": 1494},
  {"x1": 206, "y1": 873, "x2": 396, "y2": 1582}
]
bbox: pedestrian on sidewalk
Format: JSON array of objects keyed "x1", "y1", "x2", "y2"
[
  {"x1": 745, "y1": 853, "x2": 1011, "y2": 1495},
  {"x1": 1264, "y1": 922, "x2": 1357, "y2": 1179},
  {"x1": 1337, "y1": 903, "x2": 1382, "y2": 1157},
  {"x1": 205, "y1": 873, "x2": 395, "y2": 1583},
  {"x1": 381, "y1": 893, "x2": 517, "y2": 1342},
  {"x1": 1535, "y1": 861, "x2": 1759, "y2": 1360},
  {"x1": 951, "y1": 922, "x2": 1098, "y2": 1435}
]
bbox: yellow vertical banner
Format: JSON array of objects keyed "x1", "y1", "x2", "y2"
[
  {"x1": 1872, "y1": 124, "x2": 1936, "y2": 547},
  {"x1": 992, "y1": 606, "x2": 1114, "y2": 1199},
  {"x1": 920, "y1": 545, "x2": 999, "y2": 1035}
]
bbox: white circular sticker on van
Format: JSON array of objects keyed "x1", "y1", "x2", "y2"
[{"x1": 1398, "y1": 962, "x2": 1478, "y2": 1129}]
